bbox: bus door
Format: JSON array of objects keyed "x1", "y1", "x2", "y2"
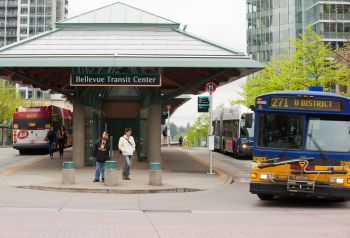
[{"x1": 223, "y1": 120, "x2": 239, "y2": 153}]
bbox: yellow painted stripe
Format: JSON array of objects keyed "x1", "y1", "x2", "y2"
[
  {"x1": 0, "y1": 155, "x2": 47, "y2": 176},
  {"x1": 177, "y1": 148, "x2": 227, "y2": 179}
]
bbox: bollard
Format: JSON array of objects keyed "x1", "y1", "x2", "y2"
[
  {"x1": 149, "y1": 162, "x2": 162, "y2": 186},
  {"x1": 62, "y1": 161, "x2": 75, "y2": 185},
  {"x1": 104, "y1": 160, "x2": 117, "y2": 186}
]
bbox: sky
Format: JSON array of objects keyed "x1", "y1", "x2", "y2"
[{"x1": 68, "y1": 0, "x2": 248, "y2": 127}]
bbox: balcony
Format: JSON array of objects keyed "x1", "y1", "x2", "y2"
[
  {"x1": 7, "y1": 1, "x2": 18, "y2": 8},
  {"x1": 0, "y1": 1, "x2": 18, "y2": 7}
]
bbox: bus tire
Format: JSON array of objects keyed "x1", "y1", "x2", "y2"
[
  {"x1": 257, "y1": 194, "x2": 274, "y2": 200},
  {"x1": 19, "y1": 149, "x2": 26, "y2": 155},
  {"x1": 233, "y1": 145, "x2": 239, "y2": 158}
]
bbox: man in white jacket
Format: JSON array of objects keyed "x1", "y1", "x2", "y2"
[{"x1": 118, "y1": 128, "x2": 136, "y2": 180}]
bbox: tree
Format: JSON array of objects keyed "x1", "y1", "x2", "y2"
[
  {"x1": 236, "y1": 27, "x2": 350, "y2": 106},
  {"x1": 182, "y1": 114, "x2": 209, "y2": 147},
  {"x1": 334, "y1": 44, "x2": 350, "y2": 97},
  {"x1": 0, "y1": 80, "x2": 22, "y2": 126}
]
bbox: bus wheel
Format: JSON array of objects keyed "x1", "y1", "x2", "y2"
[
  {"x1": 19, "y1": 149, "x2": 26, "y2": 155},
  {"x1": 257, "y1": 194, "x2": 274, "y2": 200},
  {"x1": 233, "y1": 145, "x2": 239, "y2": 159}
]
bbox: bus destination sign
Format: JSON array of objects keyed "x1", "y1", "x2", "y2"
[
  {"x1": 268, "y1": 96, "x2": 342, "y2": 112},
  {"x1": 71, "y1": 73, "x2": 161, "y2": 87}
]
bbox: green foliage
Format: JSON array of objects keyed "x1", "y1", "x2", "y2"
[
  {"x1": 334, "y1": 44, "x2": 350, "y2": 97},
  {"x1": 0, "y1": 80, "x2": 22, "y2": 125},
  {"x1": 237, "y1": 27, "x2": 350, "y2": 106},
  {"x1": 182, "y1": 114, "x2": 209, "y2": 147}
]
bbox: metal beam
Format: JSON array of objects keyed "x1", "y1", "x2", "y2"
[
  {"x1": 161, "y1": 68, "x2": 230, "y2": 104},
  {"x1": 2, "y1": 67, "x2": 72, "y2": 97}
]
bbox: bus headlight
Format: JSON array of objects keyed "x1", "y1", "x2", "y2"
[
  {"x1": 251, "y1": 173, "x2": 257, "y2": 179},
  {"x1": 260, "y1": 174, "x2": 274, "y2": 180},
  {"x1": 329, "y1": 177, "x2": 344, "y2": 184},
  {"x1": 45, "y1": 124, "x2": 51, "y2": 129},
  {"x1": 242, "y1": 143, "x2": 247, "y2": 149}
]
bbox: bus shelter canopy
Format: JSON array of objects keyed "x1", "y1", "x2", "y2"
[{"x1": 0, "y1": 2, "x2": 263, "y2": 102}]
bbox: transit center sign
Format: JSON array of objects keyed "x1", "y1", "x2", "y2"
[{"x1": 70, "y1": 73, "x2": 161, "y2": 87}]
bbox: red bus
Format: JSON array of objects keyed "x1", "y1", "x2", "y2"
[{"x1": 12, "y1": 106, "x2": 73, "y2": 155}]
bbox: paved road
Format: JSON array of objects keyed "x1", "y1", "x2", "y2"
[
  {"x1": 0, "y1": 147, "x2": 350, "y2": 237},
  {"x1": 0, "y1": 147, "x2": 48, "y2": 175}
]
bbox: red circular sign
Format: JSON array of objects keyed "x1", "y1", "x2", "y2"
[
  {"x1": 205, "y1": 82, "x2": 216, "y2": 94},
  {"x1": 17, "y1": 130, "x2": 29, "y2": 139}
]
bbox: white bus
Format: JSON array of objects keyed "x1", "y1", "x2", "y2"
[{"x1": 212, "y1": 104, "x2": 254, "y2": 158}]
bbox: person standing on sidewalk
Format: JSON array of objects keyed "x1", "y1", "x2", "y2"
[
  {"x1": 47, "y1": 127, "x2": 56, "y2": 159},
  {"x1": 56, "y1": 125, "x2": 67, "y2": 158},
  {"x1": 118, "y1": 128, "x2": 136, "y2": 180},
  {"x1": 93, "y1": 131, "x2": 110, "y2": 182}
]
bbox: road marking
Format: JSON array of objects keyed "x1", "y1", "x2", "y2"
[
  {"x1": 239, "y1": 178, "x2": 250, "y2": 183},
  {"x1": 0, "y1": 155, "x2": 47, "y2": 176}
]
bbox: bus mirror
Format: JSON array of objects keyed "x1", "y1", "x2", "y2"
[
  {"x1": 249, "y1": 105, "x2": 255, "y2": 111},
  {"x1": 245, "y1": 114, "x2": 253, "y2": 128}
]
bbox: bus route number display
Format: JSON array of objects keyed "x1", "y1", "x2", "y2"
[{"x1": 268, "y1": 96, "x2": 342, "y2": 112}]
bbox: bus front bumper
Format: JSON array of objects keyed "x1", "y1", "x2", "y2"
[
  {"x1": 250, "y1": 182, "x2": 350, "y2": 199},
  {"x1": 13, "y1": 143, "x2": 48, "y2": 150}
]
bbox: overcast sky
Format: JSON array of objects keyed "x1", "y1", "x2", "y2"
[{"x1": 68, "y1": 0, "x2": 248, "y2": 127}]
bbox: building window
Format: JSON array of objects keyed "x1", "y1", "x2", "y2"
[
  {"x1": 28, "y1": 90, "x2": 33, "y2": 99},
  {"x1": 36, "y1": 90, "x2": 42, "y2": 99},
  {"x1": 20, "y1": 27, "x2": 27, "y2": 34},
  {"x1": 21, "y1": 7, "x2": 28, "y2": 15},
  {"x1": 19, "y1": 90, "x2": 26, "y2": 99},
  {"x1": 20, "y1": 17, "x2": 28, "y2": 24},
  {"x1": 21, "y1": 0, "x2": 28, "y2": 4}
]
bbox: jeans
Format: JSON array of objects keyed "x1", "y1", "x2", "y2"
[
  {"x1": 48, "y1": 142, "x2": 54, "y2": 157},
  {"x1": 95, "y1": 161, "x2": 105, "y2": 180},
  {"x1": 122, "y1": 155, "x2": 132, "y2": 176}
]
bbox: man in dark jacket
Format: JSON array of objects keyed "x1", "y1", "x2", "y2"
[
  {"x1": 47, "y1": 127, "x2": 56, "y2": 159},
  {"x1": 93, "y1": 131, "x2": 110, "y2": 182}
]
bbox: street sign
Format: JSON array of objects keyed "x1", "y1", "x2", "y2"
[
  {"x1": 198, "y1": 96, "x2": 209, "y2": 112},
  {"x1": 205, "y1": 82, "x2": 216, "y2": 94}
]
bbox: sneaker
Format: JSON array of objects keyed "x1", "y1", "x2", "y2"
[
  {"x1": 93, "y1": 179, "x2": 99, "y2": 182},
  {"x1": 126, "y1": 175, "x2": 131, "y2": 180},
  {"x1": 122, "y1": 173, "x2": 127, "y2": 180},
  {"x1": 102, "y1": 178, "x2": 104, "y2": 182}
]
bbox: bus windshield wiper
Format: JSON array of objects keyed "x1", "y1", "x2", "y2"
[{"x1": 308, "y1": 131, "x2": 328, "y2": 160}]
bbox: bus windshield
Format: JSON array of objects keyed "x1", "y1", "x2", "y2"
[
  {"x1": 257, "y1": 113, "x2": 304, "y2": 149},
  {"x1": 241, "y1": 125, "x2": 254, "y2": 138},
  {"x1": 306, "y1": 116, "x2": 350, "y2": 152}
]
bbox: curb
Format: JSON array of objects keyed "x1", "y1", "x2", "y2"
[
  {"x1": 16, "y1": 185, "x2": 202, "y2": 194},
  {"x1": 177, "y1": 148, "x2": 233, "y2": 185}
]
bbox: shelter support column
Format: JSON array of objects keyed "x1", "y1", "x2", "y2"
[
  {"x1": 147, "y1": 89, "x2": 162, "y2": 186},
  {"x1": 73, "y1": 102, "x2": 85, "y2": 168}
]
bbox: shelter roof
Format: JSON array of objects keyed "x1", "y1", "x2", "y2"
[
  {"x1": 56, "y1": 2, "x2": 180, "y2": 28},
  {"x1": 0, "y1": 2, "x2": 263, "y2": 104}
]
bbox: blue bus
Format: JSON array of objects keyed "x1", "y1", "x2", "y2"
[{"x1": 250, "y1": 87, "x2": 350, "y2": 201}]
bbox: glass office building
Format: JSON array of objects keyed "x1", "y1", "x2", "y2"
[
  {"x1": 1, "y1": 0, "x2": 68, "y2": 100},
  {"x1": 247, "y1": 0, "x2": 350, "y2": 62}
]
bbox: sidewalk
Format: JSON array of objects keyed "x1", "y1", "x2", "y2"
[{"x1": 0, "y1": 147, "x2": 230, "y2": 194}]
